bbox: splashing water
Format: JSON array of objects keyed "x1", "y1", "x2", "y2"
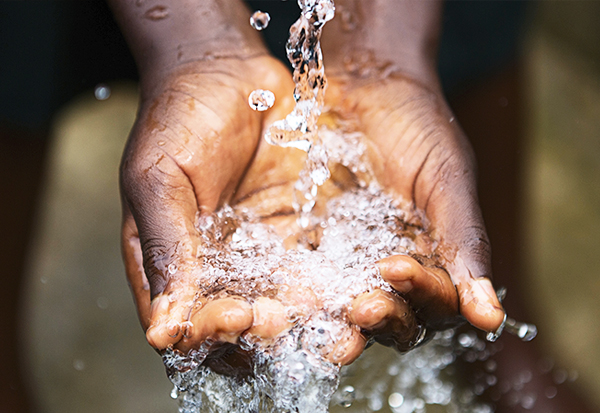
[
  {"x1": 250, "y1": 11, "x2": 271, "y2": 31},
  {"x1": 166, "y1": 184, "x2": 435, "y2": 412}
]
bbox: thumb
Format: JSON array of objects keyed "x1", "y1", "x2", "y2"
[{"x1": 421, "y1": 137, "x2": 505, "y2": 334}]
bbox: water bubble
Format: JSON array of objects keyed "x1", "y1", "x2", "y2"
[
  {"x1": 568, "y1": 369, "x2": 579, "y2": 382},
  {"x1": 338, "y1": 385, "x2": 355, "y2": 407},
  {"x1": 458, "y1": 331, "x2": 477, "y2": 348},
  {"x1": 168, "y1": 263, "x2": 177, "y2": 274},
  {"x1": 519, "y1": 370, "x2": 533, "y2": 384},
  {"x1": 96, "y1": 296, "x2": 109, "y2": 310},
  {"x1": 250, "y1": 11, "x2": 270, "y2": 30},
  {"x1": 73, "y1": 359, "x2": 85, "y2": 371},
  {"x1": 94, "y1": 84, "x2": 111, "y2": 100},
  {"x1": 545, "y1": 386, "x2": 558, "y2": 399},
  {"x1": 388, "y1": 392, "x2": 404, "y2": 408},
  {"x1": 339, "y1": 8, "x2": 356, "y2": 31},
  {"x1": 520, "y1": 393, "x2": 536, "y2": 409},
  {"x1": 553, "y1": 369, "x2": 568, "y2": 384},
  {"x1": 144, "y1": 5, "x2": 169, "y2": 21},
  {"x1": 484, "y1": 359, "x2": 497, "y2": 372},
  {"x1": 248, "y1": 89, "x2": 275, "y2": 111},
  {"x1": 413, "y1": 398, "x2": 426, "y2": 409}
]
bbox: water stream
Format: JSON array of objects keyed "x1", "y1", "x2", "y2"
[{"x1": 164, "y1": 1, "x2": 537, "y2": 412}]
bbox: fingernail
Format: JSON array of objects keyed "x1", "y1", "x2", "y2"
[
  {"x1": 181, "y1": 321, "x2": 194, "y2": 338},
  {"x1": 475, "y1": 278, "x2": 502, "y2": 307},
  {"x1": 394, "y1": 280, "x2": 413, "y2": 293},
  {"x1": 167, "y1": 321, "x2": 181, "y2": 338}
]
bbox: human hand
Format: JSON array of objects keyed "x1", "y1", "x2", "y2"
[
  {"x1": 325, "y1": 72, "x2": 505, "y2": 338},
  {"x1": 120, "y1": 54, "x2": 306, "y2": 353}
]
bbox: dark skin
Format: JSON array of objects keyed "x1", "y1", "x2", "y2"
[{"x1": 109, "y1": 0, "x2": 504, "y2": 366}]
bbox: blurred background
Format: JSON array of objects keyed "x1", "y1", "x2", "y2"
[{"x1": 1, "y1": 1, "x2": 599, "y2": 412}]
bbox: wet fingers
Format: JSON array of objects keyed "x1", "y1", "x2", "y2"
[
  {"x1": 247, "y1": 297, "x2": 293, "y2": 340},
  {"x1": 177, "y1": 298, "x2": 253, "y2": 353},
  {"x1": 377, "y1": 255, "x2": 459, "y2": 325},
  {"x1": 349, "y1": 290, "x2": 419, "y2": 352}
]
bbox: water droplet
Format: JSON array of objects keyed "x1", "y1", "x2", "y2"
[
  {"x1": 388, "y1": 392, "x2": 404, "y2": 408},
  {"x1": 144, "y1": 5, "x2": 169, "y2": 21},
  {"x1": 73, "y1": 359, "x2": 85, "y2": 371},
  {"x1": 413, "y1": 398, "x2": 425, "y2": 409},
  {"x1": 94, "y1": 84, "x2": 111, "y2": 100},
  {"x1": 250, "y1": 11, "x2": 270, "y2": 30},
  {"x1": 485, "y1": 359, "x2": 497, "y2": 372},
  {"x1": 338, "y1": 385, "x2": 355, "y2": 407},
  {"x1": 553, "y1": 369, "x2": 568, "y2": 384},
  {"x1": 368, "y1": 396, "x2": 383, "y2": 411},
  {"x1": 458, "y1": 331, "x2": 477, "y2": 348},
  {"x1": 96, "y1": 296, "x2": 109, "y2": 309},
  {"x1": 520, "y1": 393, "x2": 536, "y2": 409},
  {"x1": 168, "y1": 263, "x2": 177, "y2": 274},
  {"x1": 157, "y1": 141, "x2": 165, "y2": 146},
  {"x1": 519, "y1": 370, "x2": 532, "y2": 384},
  {"x1": 339, "y1": 8, "x2": 356, "y2": 31},
  {"x1": 248, "y1": 89, "x2": 275, "y2": 111},
  {"x1": 568, "y1": 369, "x2": 579, "y2": 382},
  {"x1": 545, "y1": 386, "x2": 558, "y2": 399},
  {"x1": 486, "y1": 375, "x2": 497, "y2": 386},
  {"x1": 170, "y1": 385, "x2": 179, "y2": 399}
]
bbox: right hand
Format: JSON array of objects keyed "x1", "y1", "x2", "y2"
[{"x1": 120, "y1": 55, "x2": 300, "y2": 352}]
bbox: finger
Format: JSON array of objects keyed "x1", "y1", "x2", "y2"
[
  {"x1": 328, "y1": 325, "x2": 366, "y2": 366},
  {"x1": 414, "y1": 127, "x2": 505, "y2": 333},
  {"x1": 177, "y1": 297, "x2": 253, "y2": 353},
  {"x1": 121, "y1": 119, "x2": 210, "y2": 351},
  {"x1": 145, "y1": 293, "x2": 189, "y2": 349},
  {"x1": 449, "y1": 251, "x2": 505, "y2": 334},
  {"x1": 349, "y1": 290, "x2": 419, "y2": 352},
  {"x1": 121, "y1": 206, "x2": 151, "y2": 330},
  {"x1": 377, "y1": 255, "x2": 458, "y2": 326},
  {"x1": 246, "y1": 297, "x2": 293, "y2": 340}
]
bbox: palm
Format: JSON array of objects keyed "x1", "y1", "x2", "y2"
[{"x1": 327, "y1": 74, "x2": 504, "y2": 332}]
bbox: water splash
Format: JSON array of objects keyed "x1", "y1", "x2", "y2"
[{"x1": 165, "y1": 183, "x2": 436, "y2": 412}]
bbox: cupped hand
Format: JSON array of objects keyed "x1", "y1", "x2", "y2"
[
  {"x1": 120, "y1": 55, "x2": 301, "y2": 352},
  {"x1": 328, "y1": 73, "x2": 506, "y2": 338}
]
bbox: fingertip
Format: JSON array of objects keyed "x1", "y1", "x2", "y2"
[
  {"x1": 187, "y1": 298, "x2": 254, "y2": 345},
  {"x1": 248, "y1": 297, "x2": 292, "y2": 340},
  {"x1": 330, "y1": 327, "x2": 366, "y2": 366},
  {"x1": 458, "y1": 278, "x2": 505, "y2": 333},
  {"x1": 377, "y1": 255, "x2": 421, "y2": 293},
  {"x1": 145, "y1": 294, "x2": 185, "y2": 349},
  {"x1": 350, "y1": 290, "x2": 397, "y2": 330}
]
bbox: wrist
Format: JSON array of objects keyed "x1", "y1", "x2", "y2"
[
  {"x1": 321, "y1": 0, "x2": 442, "y2": 86},
  {"x1": 109, "y1": 0, "x2": 268, "y2": 95}
]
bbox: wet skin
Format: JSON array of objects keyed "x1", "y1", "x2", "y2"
[{"x1": 119, "y1": 53, "x2": 504, "y2": 368}]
